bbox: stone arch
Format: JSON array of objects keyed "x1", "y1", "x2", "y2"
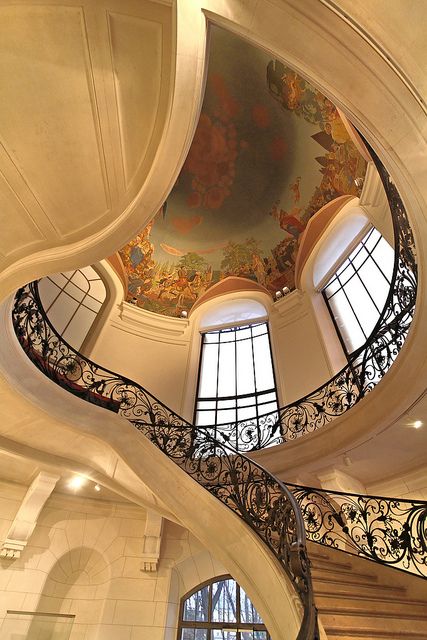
[{"x1": 31, "y1": 546, "x2": 111, "y2": 636}]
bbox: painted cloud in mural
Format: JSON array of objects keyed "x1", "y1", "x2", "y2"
[{"x1": 120, "y1": 27, "x2": 366, "y2": 317}]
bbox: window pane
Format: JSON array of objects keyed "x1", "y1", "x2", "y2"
[
  {"x1": 87, "y1": 278, "x2": 106, "y2": 302},
  {"x1": 183, "y1": 586, "x2": 210, "y2": 622},
  {"x1": 38, "y1": 278, "x2": 60, "y2": 310},
  {"x1": 64, "y1": 280, "x2": 87, "y2": 302},
  {"x1": 235, "y1": 327, "x2": 251, "y2": 341},
  {"x1": 195, "y1": 323, "x2": 278, "y2": 446},
  {"x1": 212, "y1": 580, "x2": 237, "y2": 623},
  {"x1": 323, "y1": 227, "x2": 395, "y2": 355},
  {"x1": 70, "y1": 269, "x2": 90, "y2": 292},
  {"x1": 242, "y1": 633, "x2": 268, "y2": 640},
  {"x1": 373, "y1": 237, "x2": 394, "y2": 276},
  {"x1": 237, "y1": 406, "x2": 256, "y2": 421},
  {"x1": 240, "y1": 587, "x2": 263, "y2": 624},
  {"x1": 217, "y1": 409, "x2": 236, "y2": 426},
  {"x1": 204, "y1": 331, "x2": 219, "y2": 343},
  {"x1": 62, "y1": 305, "x2": 96, "y2": 350},
  {"x1": 236, "y1": 338, "x2": 255, "y2": 395},
  {"x1": 199, "y1": 343, "x2": 219, "y2": 397},
  {"x1": 47, "y1": 295, "x2": 79, "y2": 334},
  {"x1": 196, "y1": 410, "x2": 215, "y2": 427},
  {"x1": 217, "y1": 399, "x2": 237, "y2": 410},
  {"x1": 197, "y1": 400, "x2": 216, "y2": 410},
  {"x1": 251, "y1": 323, "x2": 267, "y2": 337},
  {"x1": 363, "y1": 227, "x2": 381, "y2": 251},
  {"x1": 181, "y1": 629, "x2": 208, "y2": 640},
  {"x1": 83, "y1": 295, "x2": 103, "y2": 312},
  {"x1": 328, "y1": 289, "x2": 365, "y2": 352},
  {"x1": 357, "y1": 261, "x2": 389, "y2": 311},
  {"x1": 253, "y1": 334, "x2": 274, "y2": 392},
  {"x1": 218, "y1": 341, "x2": 236, "y2": 397},
  {"x1": 220, "y1": 330, "x2": 235, "y2": 343},
  {"x1": 212, "y1": 631, "x2": 237, "y2": 640},
  {"x1": 49, "y1": 272, "x2": 68, "y2": 288}
]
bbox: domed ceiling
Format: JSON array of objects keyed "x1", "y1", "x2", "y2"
[{"x1": 119, "y1": 26, "x2": 367, "y2": 317}]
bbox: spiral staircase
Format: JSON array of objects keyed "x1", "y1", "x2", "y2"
[
  {"x1": 1, "y1": 3, "x2": 426, "y2": 639},
  {"x1": 7, "y1": 154, "x2": 426, "y2": 638}
]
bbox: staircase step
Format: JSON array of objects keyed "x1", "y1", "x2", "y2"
[
  {"x1": 312, "y1": 566, "x2": 378, "y2": 585},
  {"x1": 323, "y1": 628, "x2": 427, "y2": 639},
  {"x1": 310, "y1": 555, "x2": 353, "y2": 571},
  {"x1": 313, "y1": 578, "x2": 406, "y2": 599},
  {"x1": 320, "y1": 608, "x2": 427, "y2": 632},
  {"x1": 316, "y1": 592, "x2": 427, "y2": 617}
]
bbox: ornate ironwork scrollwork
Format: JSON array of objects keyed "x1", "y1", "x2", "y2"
[
  {"x1": 195, "y1": 153, "x2": 418, "y2": 449},
  {"x1": 289, "y1": 483, "x2": 427, "y2": 578},
  {"x1": 12, "y1": 281, "x2": 319, "y2": 639}
]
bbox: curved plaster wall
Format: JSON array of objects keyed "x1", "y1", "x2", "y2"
[{"x1": 0, "y1": 0, "x2": 426, "y2": 449}]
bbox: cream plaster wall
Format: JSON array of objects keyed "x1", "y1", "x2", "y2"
[
  {"x1": 0, "y1": 480, "x2": 227, "y2": 640},
  {"x1": 87, "y1": 279, "x2": 333, "y2": 418}
]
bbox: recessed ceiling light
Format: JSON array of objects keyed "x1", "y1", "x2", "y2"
[
  {"x1": 94, "y1": 484, "x2": 101, "y2": 492},
  {"x1": 413, "y1": 420, "x2": 423, "y2": 429},
  {"x1": 68, "y1": 475, "x2": 86, "y2": 490}
]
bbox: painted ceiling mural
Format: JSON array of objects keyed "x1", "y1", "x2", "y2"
[{"x1": 120, "y1": 27, "x2": 367, "y2": 317}]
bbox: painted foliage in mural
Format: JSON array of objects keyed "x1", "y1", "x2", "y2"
[{"x1": 120, "y1": 27, "x2": 366, "y2": 317}]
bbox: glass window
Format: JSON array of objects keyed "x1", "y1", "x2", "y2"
[
  {"x1": 178, "y1": 577, "x2": 270, "y2": 640},
  {"x1": 322, "y1": 227, "x2": 394, "y2": 355},
  {"x1": 38, "y1": 266, "x2": 107, "y2": 351},
  {"x1": 195, "y1": 323, "x2": 278, "y2": 450}
]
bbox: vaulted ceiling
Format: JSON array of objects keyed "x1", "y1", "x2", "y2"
[{"x1": 119, "y1": 26, "x2": 367, "y2": 317}]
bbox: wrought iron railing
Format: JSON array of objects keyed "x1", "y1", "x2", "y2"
[
  {"x1": 12, "y1": 280, "x2": 318, "y2": 639},
  {"x1": 193, "y1": 151, "x2": 418, "y2": 451},
  {"x1": 9, "y1": 149, "x2": 422, "y2": 638},
  {"x1": 289, "y1": 483, "x2": 427, "y2": 578}
]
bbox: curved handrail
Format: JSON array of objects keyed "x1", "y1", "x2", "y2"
[
  {"x1": 193, "y1": 150, "x2": 418, "y2": 451},
  {"x1": 12, "y1": 281, "x2": 319, "y2": 639},
  {"x1": 289, "y1": 483, "x2": 427, "y2": 579}
]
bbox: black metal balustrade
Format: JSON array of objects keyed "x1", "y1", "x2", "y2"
[
  {"x1": 190, "y1": 151, "x2": 417, "y2": 450},
  {"x1": 9, "y1": 151, "x2": 423, "y2": 639},
  {"x1": 289, "y1": 483, "x2": 427, "y2": 578},
  {"x1": 12, "y1": 279, "x2": 319, "y2": 640}
]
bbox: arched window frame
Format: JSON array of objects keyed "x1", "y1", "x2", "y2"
[
  {"x1": 320, "y1": 225, "x2": 395, "y2": 357},
  {"x1": 177, "y1": 575, "x2": 271, "y2": 640},
  {"x1": 37, "y1": 265, "x2": 109, "y2": 353},
  {"x1": 193, "y1": 320, "x2": 279, "y2": 446}
]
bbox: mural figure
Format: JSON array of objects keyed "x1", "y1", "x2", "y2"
[{"x1": 119, "y1": 30, "x2": 367, "y2": 316}]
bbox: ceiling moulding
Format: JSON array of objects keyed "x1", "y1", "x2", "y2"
[{"x1": 115, "y1": 301, "x2": 190, "y2": 343}]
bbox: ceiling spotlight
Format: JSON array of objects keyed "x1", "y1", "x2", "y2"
[
  {"x1": 94, "y1": 484, "x2": 101, "y2": 492},
  {"x1": 68, "y1": 475, "x2": 86, "y2": 490},
  {"x1": 413, "y1": 420, "x2": 423, "y2": 429},
  {"x1": 180, "y1": 310, "x2": 188, "y2": 318},
  {"x1": 354, "y1": 177, "x2": 364, "y2": 188},
  {"x1": 282, "y1": 286, "x2": 290, "y2": 295},
  {"x1": 275, "y1": 290, "x2": 283, "y2": 300}
]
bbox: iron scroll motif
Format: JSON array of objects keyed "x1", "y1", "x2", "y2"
[
  {"x1": 13, "y1": 157, "x2": 418, "y2": 455},
  {"x1": 12, "y1": 280, "x2": 319, "y2": 640},
  {"x1": 289, "y1": 483, "x2": 427, "y2": 578},
  {"x1": 11, "y1": 282, "x2": 427, "y2": 581},
  {"x1": 196, "y1": 150, "x2": 418, "y2": 450}
]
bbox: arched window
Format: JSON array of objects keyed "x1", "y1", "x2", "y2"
[
  {"x1": 322, "y1": 226, "x2": 394, "y2": 355},
  {"x1": 178, "y1": 576, "x2": 271, "y2": 639},
  {"x1": 194, "y1": 321, "x2": 278, "y2": 448},
  {"x1": 37, "y1": 266, "x2": 107, "y2": 351}
]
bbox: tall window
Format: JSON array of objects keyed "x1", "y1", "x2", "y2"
[
  {"x1": 37, "y1": 266, "x2": 106, "y2": 350},
  {"x1": 195, "y1": 323, "x2": 278, "y2": 445},
  {"x1": 178, "y1": 576, "x2": 271, "y2": 640},
  {"x1": 322, "y1": 227, "x2": 394, "y2": 355}
]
